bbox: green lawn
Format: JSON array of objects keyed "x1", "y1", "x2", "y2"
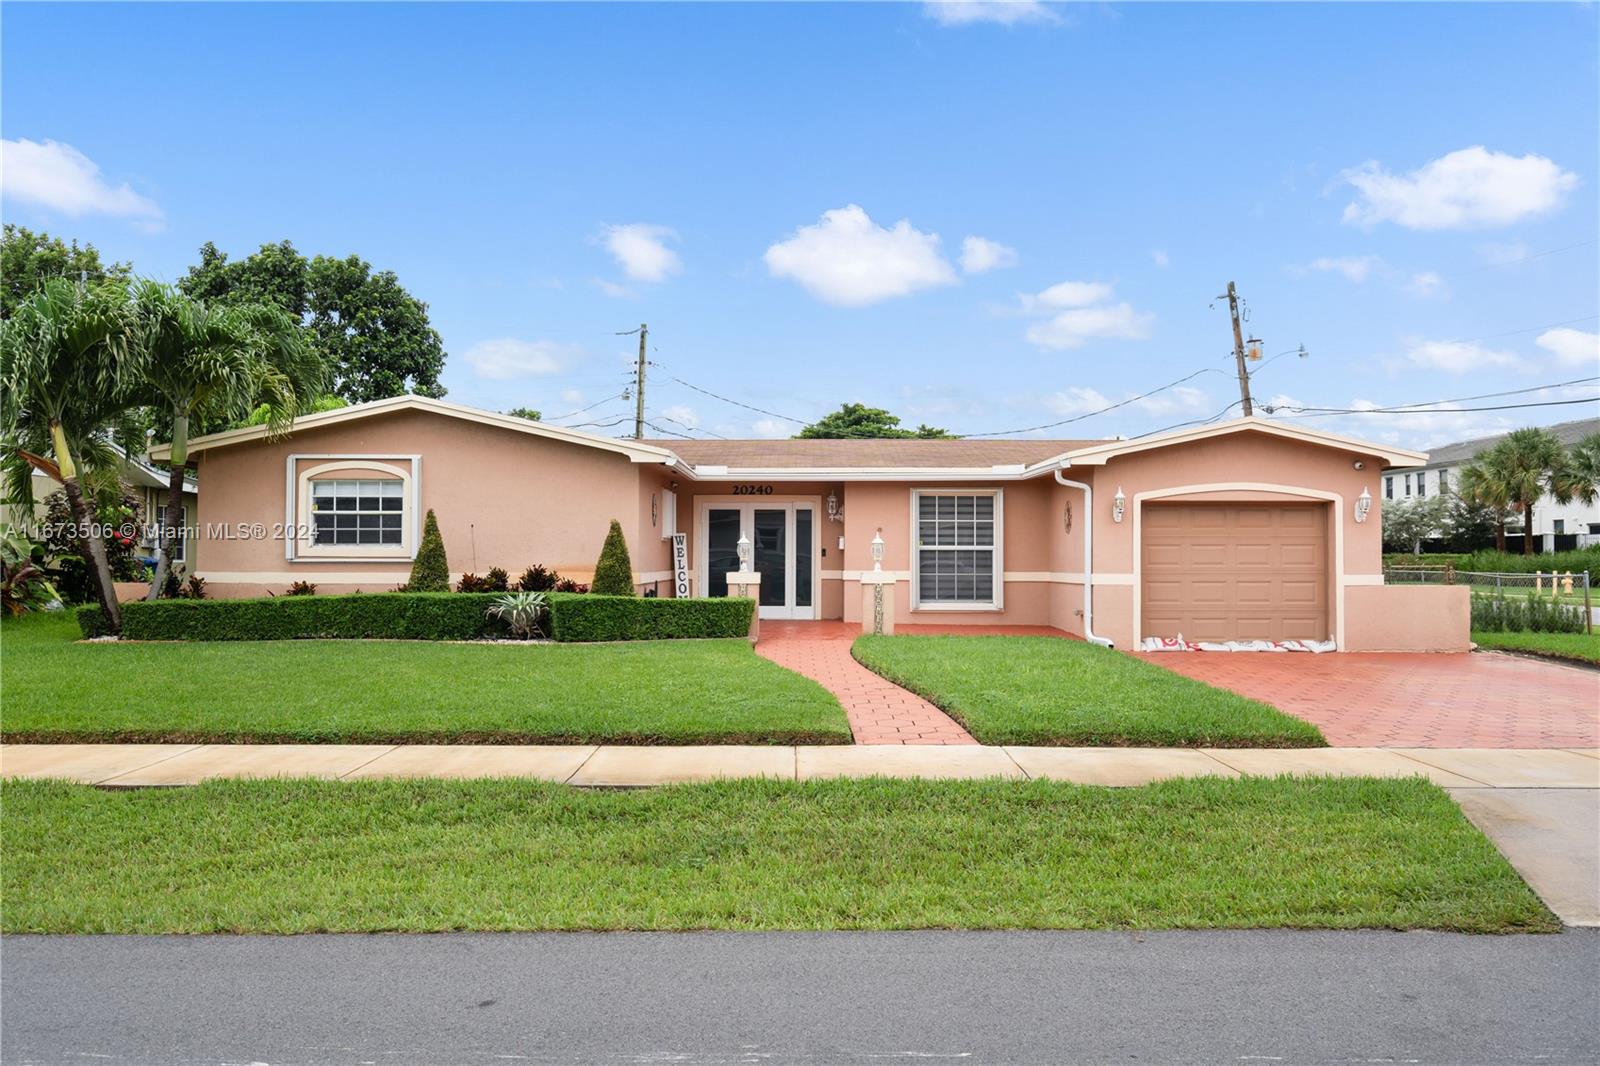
[
  {"x1": 0, "y1": 776, "x2": 1554, "y2": 933},
  {"x1": 853, "y1": 635, "x2": 1326, "y2": 747},
  {"x1": 0, "y1": 612, "x2": 850, "y2": 744},
  {"x1": 1473, "y1": 629, "x2": 1600, "y2": 666}
]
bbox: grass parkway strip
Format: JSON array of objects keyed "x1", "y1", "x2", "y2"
[
  {"x1": 852, "y1": 635, "x2": 1327, "y2": 748},
  {"x1": 1472, "y1": 630, "x2": 1600, "y2": 667},
  {"x1": 0, "y1": 776, "x2": 1555, "y2": 934},
  {"x1": 0, "y1": 613, "x2": 850, "y2": 745}
]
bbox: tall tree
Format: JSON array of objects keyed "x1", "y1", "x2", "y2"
[
  {"x1": 1565, "y1": 432, "x2": 1600, "y2": 508},
  {"x1": 130, "y1": 282, "x2": 326, "y2": 598},
  {"x1": 1477, "y1": 428, "x2": 1578, "y2": 556},
  {"x1": 1, "y1": 225, "x2": 131, "y2": 319},
  {"x1": 0, "y1": 279, "x2": 138, "y2": 629},
  {"x1": 796, "y1": 403, "x2": 954, "y2": 439},
  {"x1": 180, "y1": 240, "x2": 447, "y2": 403}
]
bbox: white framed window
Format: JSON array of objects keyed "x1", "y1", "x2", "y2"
[
  {"x1": 154, "y1": 504, "x2": 186, "y2": 562},
  {"x1": 292, "y1": 458, "x2": 416, "y2": 560},
  {"x1": 311, "y1": 479, "x2": 405, "y2": 547},
  {"x1": 1416, "y1": 471, "x2": 1427, "y2": 498},
  {"x1": 1404, "y1": 473, "x2": 1412, "y2": 497},
  {"x1": 1438, "y1": 468, "x2": 1449, "y2": 493},
  {"x1": 912, "y1": 489, "x2": 1002, "y2": 610},
  {"x1": 1384, "y1": 476, "x2": 1393, "y2": 500}
]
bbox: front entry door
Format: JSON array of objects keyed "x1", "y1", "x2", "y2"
[{"x1": 702, "y1": 502, "x2": 816, "y2": 619}]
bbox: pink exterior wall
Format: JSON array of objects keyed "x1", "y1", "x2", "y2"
[
  {"x1": 195, "y1": 409, "x2": 656, "y2": 598},
  {"x1": 1081, "y1": 431, "x2": 1390, "y2": 649},
  {"x1": 1345, "y1": 585, "x2": 1472, "y2": 652}
]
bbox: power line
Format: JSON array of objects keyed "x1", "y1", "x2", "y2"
[
  {"x1": 648, "y1": 409, "x2": 727, "y2": 439},
  {"x1": 651, "y1": 362, "x2": 811, "y2": 426},
  {"x1": 1434, "y1": 238, "x2": 1599, "y2": 279},
  {"x1": 544, "y1": 392, "x2": 630, "y2": 424},
  {"x1": 961, "y1": 367, "x2": 1228, "y2": 438},
  {"x1": 1259, "y1": 376, "x2": 1600, "y2": 417},
  {"x1": 1270, "y1": 396, "x2": 1599, "y2": 418}
]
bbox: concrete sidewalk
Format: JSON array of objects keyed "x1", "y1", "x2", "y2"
[{"x1": 3, "y1": 742, "x2": 1596, "y2": 788}]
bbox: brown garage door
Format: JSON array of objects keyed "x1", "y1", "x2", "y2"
[{"x1": 1141, "y1": 503, "x2": 1329, "y2": 643}]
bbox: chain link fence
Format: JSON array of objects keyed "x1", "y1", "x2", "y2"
[{"x1": 1384, "y1": 565, "x2": 1593, "y2": 634}]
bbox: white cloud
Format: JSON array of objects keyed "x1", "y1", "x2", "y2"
[
  {"x1": 1307, "y1": 255, "x2": 1382, "y2": 283},
  {"x1": 1536, "y1": 328, "x2": 1600, "y2": 368},
  {"x1": 1151, "y1": 249, "x2": 1170, "y2": 269},
  {"x1": 1134, "y1": 385, "x2": 1209, "y2": 416},
  {"x1": 1025, "y1": 303, "x2": 1152, "y2": 350},
  {"x1": 750, "y1": 418, "x2": 792, "y2": 439},
  {"x1": 1026, "y1": 280, "x2": 1116, "y2": 310},
  {"x1": 922, "y1": 0, "x2": 1059, "y2": 25},
  {"x1": 601, "y1": 223, "x2": 681, "y2": 282},
  {"x1": 0, "y1": 138, "x2": 163, "y2": 226},
  {"x1": 1406, "y1": 271, "x2": 1449, "y2": 299},
  {"x1": 660, "y1": 404, "x2": 700, "y2": 430},
  {"x1": 1405, "y1": 338, "x2": 1522, "y2": 374},
  {"x1": 591, "y1": 278, "x2": 635, "y2": 299},
  {"x1": 559, "y1": 388, "x2": 585, "y2": 406},
  {"x1": 960, "y1": 235, "x2": 1017, "y2": 274},
  {"x1": 1340, "y1": 146, "x2": 1579, "y2": 230},
  {"x1": 764, "y1": 204, "x2": 957, "y2": 306},
  {"x1": 1044, "y1": 387, "x2": 1112, "y2": 414},
  {"x1": 463, "y1": 338, "x2": 580, "y2": 380}
]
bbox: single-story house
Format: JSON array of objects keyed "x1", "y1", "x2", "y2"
[{"x1": 152, "y1": 394, "x2": 1467, "y2": 651}]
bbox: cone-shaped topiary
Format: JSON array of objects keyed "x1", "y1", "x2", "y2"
[
  {"x1": 407, "y1": 509, "x2": 451, "y2": 591},
  {"x1": 591, "y1": 518, "x2": 636, "y2": 596}
]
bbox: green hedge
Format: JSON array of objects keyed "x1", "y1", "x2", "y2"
[
  {"x1": 1457, "y1": 547, "x2": 1600, "y2": 585},
  {"x1": 75, "y1": 591, "x2": 754, "y2": 643},
  {"x1": 546, "y1": 592, "x2": 754, "y2": 642},
  {"x1": 1470, "y1": 592, "x2": 1587, "y2": 634}
]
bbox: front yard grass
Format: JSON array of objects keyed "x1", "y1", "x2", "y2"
[
  {"x1": 853, "y1": 635, "x2": 1325, "y2": 747},
  {"x1": 0, "y1": 775, "x2": 1554, "y2": 933},
  {"x1": 0, "y1": 612, "x2": 850, "y2": 745},
  {"x1": 1473, "y1": 630, "x2": 1600, "y2": 666}
]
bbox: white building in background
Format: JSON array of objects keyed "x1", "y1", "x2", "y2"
[{"x1": 1383, "y1": 417, "x2": 1600, "y2": 550}]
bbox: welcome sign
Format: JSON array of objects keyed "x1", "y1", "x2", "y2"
[{"x1": 672, "y1": 533, "x2": 690, "y2": 598}]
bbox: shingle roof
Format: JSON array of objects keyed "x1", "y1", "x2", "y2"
[
  {"x1": 1423, "y1": 417, "x2": 1600, "y2": 467},
  {"x1": 641, "y1": 438, "x2": 1105, "y2": 470}
]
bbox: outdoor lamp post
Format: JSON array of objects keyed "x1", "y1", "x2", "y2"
[
  {"x1": 871, "y1": 528, "x2": 885, "y2": 572},
  {"x1": 736, "y1": 530, "x2": 751, "y2": 571}
]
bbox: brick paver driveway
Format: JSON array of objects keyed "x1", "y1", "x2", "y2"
[{"x1": 1134, "y1": 651, "x2": 1599, "y2": 748}]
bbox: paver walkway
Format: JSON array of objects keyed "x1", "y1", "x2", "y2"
[
  {"x1": 755, "y1": 621, "x2": 981, "y2": 744},
  {"x1": 1135, "y1": 650, "x2": 1600, "y2": 748}
]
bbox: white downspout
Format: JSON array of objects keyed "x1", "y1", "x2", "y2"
[{"x1": 1055, "y1": 463, "x2": 1114, "y2": 648}]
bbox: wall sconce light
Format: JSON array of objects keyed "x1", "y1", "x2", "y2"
[
  {"x1": 736, "y1": 530, "x2": 751, "y2": 571},
  {"x1": 871, "y1": 528, "x2": 885, "y2": 572},
  {"x1": 1354, "y1": 487, "x2": 1372, "y2": 524},
  {"x1": 827, "y1": 490, "x2": 844, "y2": 523},
  {"x1": 1112, "y1": 487, "x2": 1126, "y2": 524}
]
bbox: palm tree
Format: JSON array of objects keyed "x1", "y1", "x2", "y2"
[
  {"x1": 1480, "y1": 428, "x2": 1576, "y2": 556},
  {"x1": 0, "y1": 279, "x2": 137, "y2": 628},
  {"x1": 1456, "y1": 458, "x2": 1513, "y2": 552},
  {"x1": 1564, "y1": 432, "x2": 1600, "y2": 508},
  {"x1": 131, "y1": 283, "x2": 324, "y2": 598}
]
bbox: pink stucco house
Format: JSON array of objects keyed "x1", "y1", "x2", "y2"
[{"x1": 152, "y1": 394, "x2": 1468, "y2": 651}]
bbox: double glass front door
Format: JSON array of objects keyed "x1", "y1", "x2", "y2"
[{"x1": 704, "y1": 502, "x2": 816, "y2": 619}]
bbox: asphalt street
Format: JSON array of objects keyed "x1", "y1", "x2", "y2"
[{"x1": 3, "y1": 929, "x2": 1597, "y2": 1065}]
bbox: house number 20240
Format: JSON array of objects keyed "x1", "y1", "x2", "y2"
[{"x1": 732, "y1": 484, "x2": 775, "y2": 495}]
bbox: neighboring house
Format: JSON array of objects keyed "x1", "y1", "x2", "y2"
[
  {"x1": 1382, "y1": 417, "x2": 1600, "y2": 551},
  {"x1": 3, "y1": 443, "x2": 200, "y2": 571},
  {"x1": 153, "y1": 394, "x2": 1459, "y2": 650}
]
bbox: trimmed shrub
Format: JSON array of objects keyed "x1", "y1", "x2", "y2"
[
  {"x1": 286, "y1": 581, "x2": 318, "y2": 596},
  {"x1": 456, "y1": 573, "x2": 494, "y2": 592},
  {"x1": 484, "y1": 567, "x2": 510, "y2": 592},
  {"x1": 111, "y1": 593, "x2": 507, "y2": 641},
  {"x1": 1471, "y1": 592, "x2": 1586, "y2": 634},
  {"x1": 408, "y1": 510, "x2": 450, "y2": 592},
  {"x1": 75, "y1": 592, "x2": 752, "y2": 643},
  {"x1": 76, "y1": 604, "x2": 113, "y2": 638},
  {"x1": 591, "y1": 519, "x2": 635, "y2": 596},
  {"x1": 547, "y1": 592, "x2": 753, "y2": 642},
  {"x1": 1458, "y1": 547, "x2": 1600, "y2": 586}
]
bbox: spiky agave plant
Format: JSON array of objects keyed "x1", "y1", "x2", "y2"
[{"x1": 486, "y1": 590, "x2": 548, "y2": 639}]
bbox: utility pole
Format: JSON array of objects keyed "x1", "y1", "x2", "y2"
[
  {"x1": 1223, "y1": 281, "x2": 1253, "y2": 418},
  {"x1": 634, "y1": 323, "x2": 648, "y2": 439}
]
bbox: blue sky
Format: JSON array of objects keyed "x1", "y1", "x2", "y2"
[{"x1": 3, "y1": 1, "x2": 1597, "y2": 448}]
